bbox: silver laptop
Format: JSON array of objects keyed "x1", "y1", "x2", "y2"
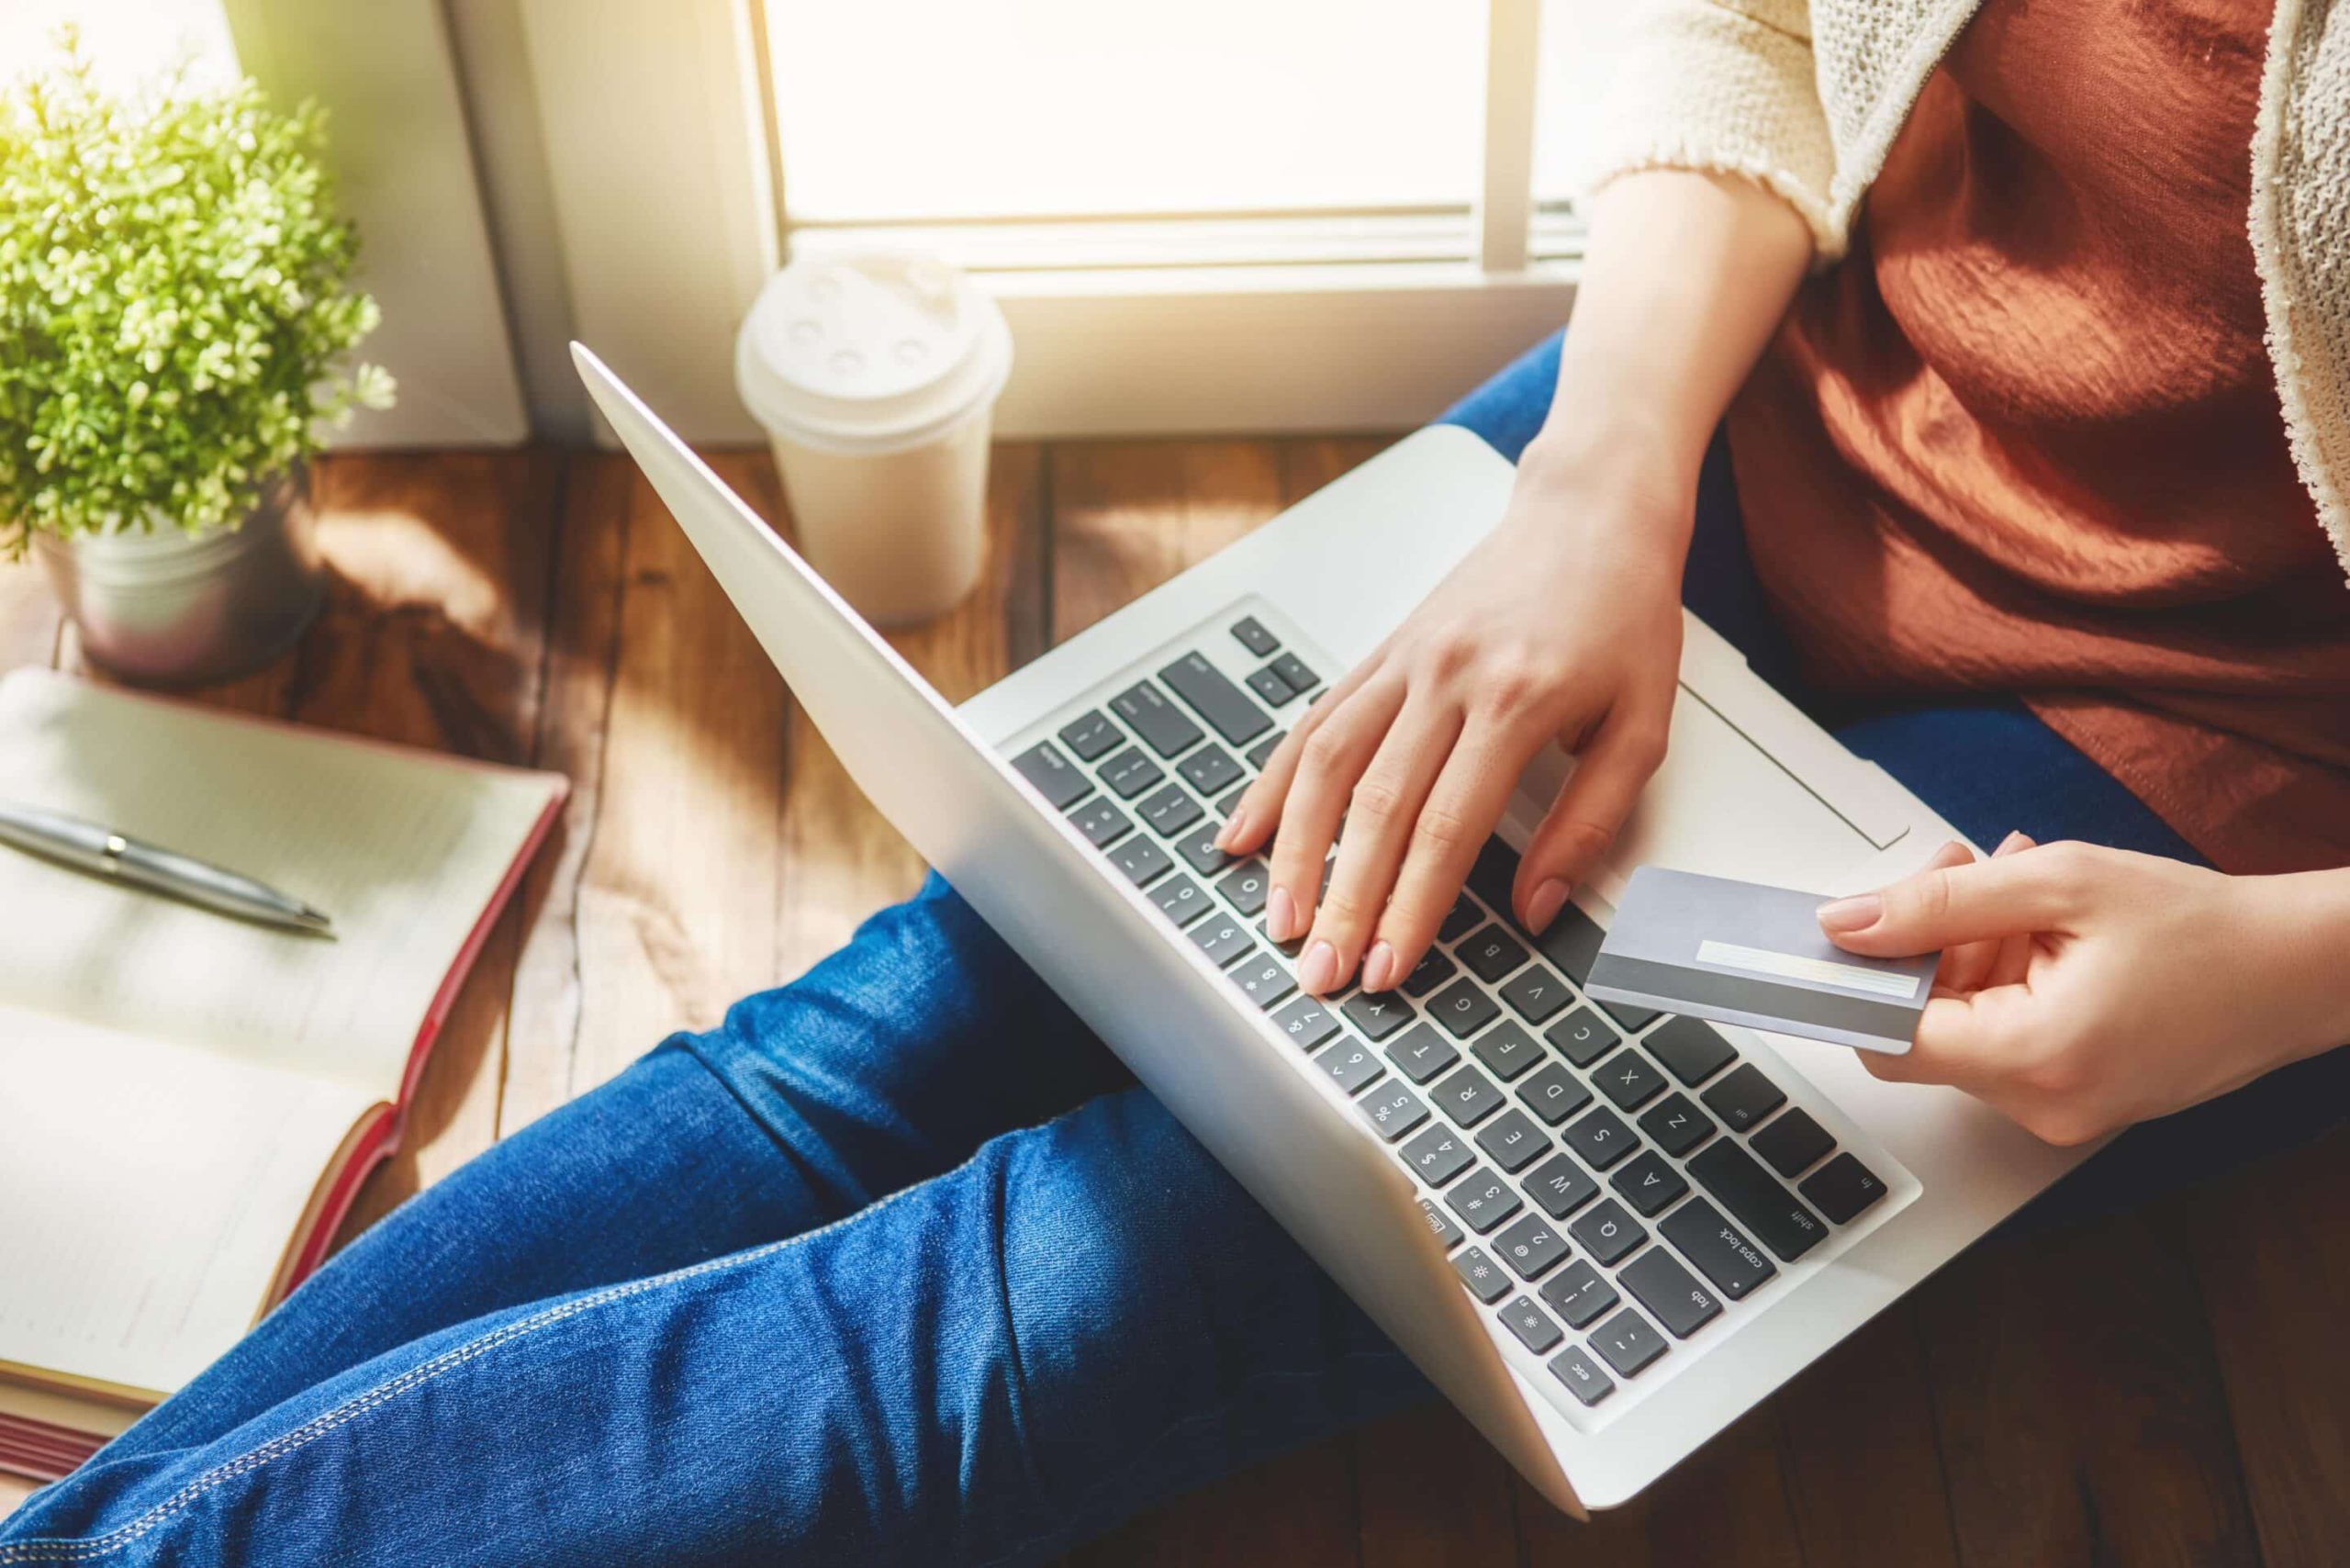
[{"x1": 573, "y1": 344, "x2": 2092, "y2": 1515}]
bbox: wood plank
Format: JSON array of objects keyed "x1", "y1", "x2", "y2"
[
  {"x1": 1916, "y1": 1208, "x2": 2262, "y2": 1568},
  {"x1": 1772, "y1": 1308, "x2": 1962, "y2": 1568},
  {"x1": 2181, "y1": 1125, "x2": 2350, "y2": 1568},
  {"x1": 1350, "y1": 1404, "x2": 1519, "y2": 1568},
  {"x1": 1519, "y1": 1404, "x2": 1808, "y2": 1568}
]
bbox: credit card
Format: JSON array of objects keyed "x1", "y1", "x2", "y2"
[{"x1": 1585, "y1": 867, "x2": 1937, "y2": 1054}]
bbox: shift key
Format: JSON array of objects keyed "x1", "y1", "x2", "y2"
[
  {"x1": 1687, "y1": 1140, "x2": 1827, "y2": 1262},
  {"x1": 1658, "y1": 1197, "x2": 1776, "y2": 1300},
  {"x1": 1158, "y1": 653, "x2": 1273, "y2": 745}
]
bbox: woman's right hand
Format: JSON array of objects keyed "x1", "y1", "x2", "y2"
[{"x1": 1215, "y1": 446, "x2": 1692, "y2": 996}]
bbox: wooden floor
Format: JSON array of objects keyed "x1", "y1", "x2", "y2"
[{"x1": 5, "y1": 440, "x2": 2348, "y2": 1564}]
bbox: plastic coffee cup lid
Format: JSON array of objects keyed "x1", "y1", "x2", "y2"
[{"x1": 735, "y1": 250, "x2": 1013, "y2": 455}]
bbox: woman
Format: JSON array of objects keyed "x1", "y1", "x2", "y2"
[{"x1": 6, "y1": 0, "x2": 2348, "y2": 1562}]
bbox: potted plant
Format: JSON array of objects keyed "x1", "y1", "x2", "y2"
[{"x1": 0, "y1": 38, "x2": 393, "y2": 685}]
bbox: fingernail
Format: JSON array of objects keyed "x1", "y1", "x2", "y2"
[
  {"x1": 1215, "y1": 808, "x2": 1249, "y2": 851},
  {"x1": 1266, "y1": 885, "x2": 1297, "y2": 943},
  {"x1": 1996, "y1": 830, "x2": 2032, "y2": 855},
  {"x1": 1525, "y1": 878, "x2": 1570, "y2": 933},
  {"x1": 1361, "y1": 940, "x2": 1396, "y2": 991},
  {"x1": 1817, "y1": 892, "x2": 1883, "y2": 933},
  {"x1": 1298, "y1": 939, "x2": 1338, "y2": 995}
]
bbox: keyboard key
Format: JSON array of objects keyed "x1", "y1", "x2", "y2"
[
  {"x1": 1467, "y1": 838, "x2": 1519, "y2": 913},
  {"x1": 1453, "y1": 1245, "x2": 1513, "y2": 1303},
  {"x1": 1111, "y1": 679, "x2": 1203, "y2": 757},
  {"x1": 1618, "y1": 1249, "x2": 1723, "y2": 1339},
  {"x1": 1230, "y1": 615, "x2": 1281, "y2": 657},
  {"x1": 1562, "y1": 1105, "x2": 1637, "y2": 1170},
  {"x1": 1189, "y1": 915, "x2": 1254, "y2": 968},
  {"x1": 1801, "y1": 1152, "x2": 1890, "y2": 1223},
  {"x1": 1150, "y1": 872, "x2": 1212, "y2": 927},
  {"x1": 1401, "y1": 946, "x2": 1458, "y2": 999},
  {"x1": 1547, "y1": 1347, "x2": 1617, "y2": 1406},
  {"x1": 1417, "y1": 1197, "x2": 1464, "y2": 1250},
  {"x1": 1230, "y1": 955, "x2": 1296, "y2": 1010},
  {"x1": 1011, "y1": 740, "x2": 1091, "y2": 809},
  {"x1": 1174, "y1": 823, "x2": 1233, "y2": 877},
  {"x1": 1216, "y1": 783, "x2": 1249, "y2": 818},
  {"x1": 1384, "y1": 1022, "x2": 1460, "y2": 1084},
  {"x1": 1246, "y1": 666, "x2": 1295, "y2": 707},
  {"x1": 1531, "y1": 902, "x2": 1607, "y2": 985},
  {"x1": 1751, "y1": 1107, "x2": 1836, "y2": 1178},
  {"x1": 1438, "y1": 895, "x2": 1484, "y2": 943},
  {"x1": 1270, "y1": 995, "x2": 1340, "y2": 1051},
  {"x1": 1058, "y1": 710, "x2": 1123, "y2": 762},
  {"x1": 1546, "y1": 1007, "x2": 1620, "y2": 1068},
  {"x1": 1475, "y1": 1108, "x2": 1550, "y2": 1172},
  {"x1": 1158, "y1": 652, "x2": 1273, "y2": 745},
  {"x1": 1342, "y1": 990, "x2": 1414, "y2": 1041},
  {"x1": 1402, "y1": 1126, "x2": 1476, "y2": 1187},
  {"x1": 1427, "y1": 978, "x2": 1501, "y2": 1038},
  {"x1": 1569, "y1": 1199, "x2": 1648, "y2": 1265},
  {"x1": 1701, "y1": 1062, "x2": 1787, "y2": 1133},
  {"x1": 1178, "y1": 745, "x2": 1245, "y2": 797},
  {"x1": 1638, "y1": 1093, "x2": 1716, "y2": 1158},
  {"x1": 1216, "y1": 859, "x2": 1270, "y2": 916},
  {"x1": 1595, "y1": 997, "x2": 1662, "y2": 1032},
  {"x1": 1107, "y1": 834, "x2": 1173, "y2": 888},
  {"x1": 1315, "y1": 1037, "x2": 1384, "y2": 1094},
  {"x1": 1431, "y1": 1065, "x2": 1505, "y2": 1126},
  {"x1": 1269, "y1": 651, "x2": 1317, "y2": 693},
  {"x1": 1359, "y1": 1083, "x2": 1430, "y2": 1143},
  {"x1": 1592, "y1": 1048, "x2": 1669, "y2": 1112},
  {"x1": 1687, "y1": 1140, "x2": 1826, "y2": 1261},
  {"x1": 1245, "y1": 731, "x2": 1285, "y2": 769},
  {"x1": 1516, "y1": 1063, "x2": 1594, "y2": 1126},
  {"x1": 1498, "y1": 963, "x2": 1570, "y2": 1024},
  {"x1": 1495, "y1": 1215, "x2": 1572, "y2": 1280},
  {"x1": 1444, "y1": 1168, "x2": 1524, "y2": 1234},
  {"x1": 1067, "y1": 796, "x2": 1132, "y2": 847},
  {"x1": 1499, "y1": 1295, "x2": 1564, "y2": 1355},
  {"x1": 1644, "y1": 1016, "x2": 1738, "y2": 1087},
  {"x1": 1469, "y1": 1020, "x2": 1545, "y2": 1081},
  {"x1": 1138, "y1": 782, "x2": 1204, "y2": 838},
  {"x1": 1523, "y1": 1152, "x2": 1601, "y2": 1219},
  {"x1": 1658, "y1": 1197, "x2": 1777, "y2": 1300},
  {"x1": 1458, "y1": 925, "x2": 1530, "y2": 982},
  {"x1": 1609, "y1": 1150, "x2": 1690, "y2": 1217},
  {"x1": 1100, "y1": 745, "x2": 1165, "y2": 800},
  {"x1": 1591, "y1": 1307, "x2": 1669, "y2": 1378},
  {"x1": 1539, "y1": 1260, "x2": 1619, "y2": 1328}
]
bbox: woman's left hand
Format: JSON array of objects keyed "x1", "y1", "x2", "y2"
[{"x1": 1815, "y1": 837, "x2": 2350, "y2": 1145}]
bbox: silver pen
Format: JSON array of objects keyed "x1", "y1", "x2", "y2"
[{"x1": 0, "y1": 801, "x2": 334, "y2": 936}]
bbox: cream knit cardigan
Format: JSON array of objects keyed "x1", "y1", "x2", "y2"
[{"x1": 1559, "y1": 0, "x2": 2350, "y2": 582}]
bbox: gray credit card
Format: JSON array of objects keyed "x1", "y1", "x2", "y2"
[{"x1": 1585, "y1": 868, "x2": 1937, "y2": 1054}]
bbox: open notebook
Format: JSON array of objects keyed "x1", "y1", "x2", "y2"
[{"x1": 0, "y1": 668, "x2": 565, "y2": 1481}]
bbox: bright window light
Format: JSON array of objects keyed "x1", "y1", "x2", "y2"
[
  {"x1": 0, "y1": 0, "x2": 239, "y2": 97},
  {"x1": 763, "y1": 0, "x2": 1485, "y2": 224}
]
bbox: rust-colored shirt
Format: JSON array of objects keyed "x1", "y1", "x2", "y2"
[{"x1": 1726, "y1": 0, "x2": 2350, "y2": 874}]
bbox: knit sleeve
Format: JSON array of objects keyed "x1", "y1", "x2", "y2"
[{"x1": 1550, "y1": 0, "x2": 1844, "y2": 261}]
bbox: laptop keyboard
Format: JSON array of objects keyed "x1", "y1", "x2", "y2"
[{"x1": 1005, "y1": 607, "x2": 1902, "y2": 1421}]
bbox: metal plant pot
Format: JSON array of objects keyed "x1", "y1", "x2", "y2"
[{"x1": 32, "y1": 463, "x2": 325, "y2": 687}]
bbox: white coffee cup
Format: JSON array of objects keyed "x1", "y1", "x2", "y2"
[{"x1": 735, "y1": 251, "x2": 1013, "y2": 627}]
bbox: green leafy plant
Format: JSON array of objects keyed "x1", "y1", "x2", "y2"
[{"x1": 0, "y1": 35, "x2": 393, "y2": 559}]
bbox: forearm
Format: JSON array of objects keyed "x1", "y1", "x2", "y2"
[
  {"x1": 2260, "y1": 865, "x2": 2350, "y2": 1058},
  {"x1": 1520, "y1": 169, "x2": 1812, "y2": 510}
]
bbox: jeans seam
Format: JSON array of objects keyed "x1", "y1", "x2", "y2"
[{"x1": 0, "y1": 1182, "x2": 934, "y2": 1566}]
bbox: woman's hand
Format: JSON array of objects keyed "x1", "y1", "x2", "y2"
[
  {"x1": 1819, "y1": 838, "x2": 2350, "y2": 1145},
  {"x1": 1215, "y1": 454, "x2": 1688, "y2": 997}
]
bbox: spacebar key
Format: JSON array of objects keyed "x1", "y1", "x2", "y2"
[
  {"x1": 1686, "y1": 1141, "x2": 1828, "y2": 1262},
  {"x1": 1158, "y1": 653, "x2": 1272, "y2": 745}
]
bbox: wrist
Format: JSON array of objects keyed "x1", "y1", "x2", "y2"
[
  {"x1": 1514, "y1": 419, "x2": 1698, "y2": 565},
  {"x1": 2240, "y1": 868, "x2": 2350, "y2": 1064}
]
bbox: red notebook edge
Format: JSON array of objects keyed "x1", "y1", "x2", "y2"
[{"x1": 274, "y1": 778, "x2": 570, "y2": 1301}]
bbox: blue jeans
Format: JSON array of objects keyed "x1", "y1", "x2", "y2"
[{"x1": 4, "y1": 334, "x2": 2316, "y2": 1565}]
